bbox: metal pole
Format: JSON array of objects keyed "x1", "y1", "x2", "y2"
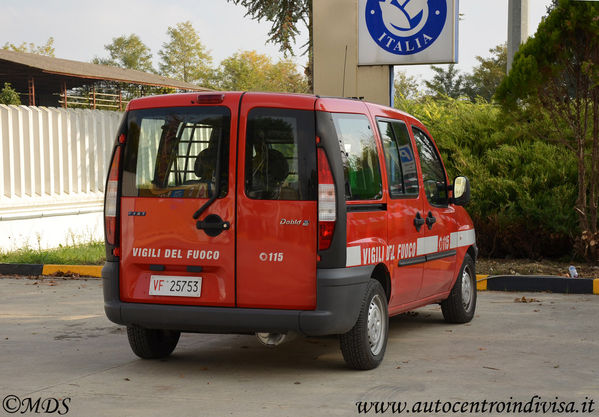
[
  {"x1": 507, "y1": 0, "x2": 529, "y2": 72},
  {"x1": 62, "y1": 81, "x2": 68, "y2": 108},
  {"x1": 28, "y1": 77, "x2": 36, "y2": 106},
  {"x1": 389, "y1": 65, "x2": 395, "y2": 108}
]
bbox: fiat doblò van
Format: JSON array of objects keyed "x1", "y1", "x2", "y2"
[{"x1": 102, "y1": 92, "x2": 477, "y2": 370}]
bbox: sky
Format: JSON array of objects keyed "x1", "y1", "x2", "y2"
[
  {"x1": 0, "y1": 0, "x2": 553, "y2": 88},
  {"x1": 401, "y1": 0, "x2": 553, "y2": 83}
]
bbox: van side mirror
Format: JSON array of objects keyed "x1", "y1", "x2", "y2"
[{"x1": 452, "y1": 176, "x2": 470, "y2": 206}]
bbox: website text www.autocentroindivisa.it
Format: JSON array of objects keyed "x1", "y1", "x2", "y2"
[{"x1": 355, "y1": 395, "x2": 596, "y2": 415}]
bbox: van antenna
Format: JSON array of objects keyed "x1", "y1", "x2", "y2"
[{"x1": 342, "y1": 45, "x2": 348, "y2": 97}]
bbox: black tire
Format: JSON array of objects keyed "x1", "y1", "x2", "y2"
[
  {"x1": 126, "y1": 326, "x2": 180, "y2": 359},
  {"x1": 340, "y1": 280, "x2": 389, "y2": 370},
  {"x1": 441, "y1": 254, "x2": 476, "y2": 323}
]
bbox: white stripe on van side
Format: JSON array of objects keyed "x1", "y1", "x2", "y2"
[
  {"x1": 416, "y1": 236, "x2": 438, "y2": 256},
  {"x1": 346, "y1": 246, "x2": 362, "y2": 267},
  {"x1": 345, "y1": 228, "x2": 475, "y2": 267},
  {"x1": 450, "y1": 229, "x2": 476, "y2": 249}
]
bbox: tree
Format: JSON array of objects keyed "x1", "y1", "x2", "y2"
[
  {"x1": 424, "y1": 64, "x2": 466, "y2": 99},
  {"x1": 463, "y1": 44, "x2": 507, "y2": 102},
  {"x1": 215, "y1": 50, "x2": 308, "y2": 93},
  {"x1": 226, "y1": 0, "x2": 312, "y2": 89},
  {"x1": 92, "y1": 34, "x2": 154, "y2": 72},
  {"x1": 2, "y1": 37, "x2": 55, "y2": 56},
  {"x1": 269, "y1": 58, "x2": 309, "y2": 93},
  {"x1": 89, "y1": 34, "x2": 157, "y2": 104},
  {"x1": 226, "y1": 0, "x2": 310, "y2": 56},
  {"x1": 0, "y1": 83, "x2": 21, "y2": 105},
  {"x1": 158, "y1": 21, "x2": 213, "y2": 86},
  {"x1": 394, "y1": 70, "x2": 420, "y2": 105},
  {"x1": 496, "y1": 0, "x2": 599, "y2": 259}
]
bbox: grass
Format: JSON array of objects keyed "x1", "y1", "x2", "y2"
[{"x1": 0, "y1": 241, "x2": 106, "y2": 265}]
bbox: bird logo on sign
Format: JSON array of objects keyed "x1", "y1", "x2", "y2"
[
  {"x1": 365, "y1": 0, "x2": 447, "y2": 56},
  {"x1": 380, "y1": 0, "x2": 429, "y2": 37}
]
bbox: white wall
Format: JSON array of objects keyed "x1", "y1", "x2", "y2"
[{"x1": 0, "y1": 105, "x2": 122, "y2": 250}]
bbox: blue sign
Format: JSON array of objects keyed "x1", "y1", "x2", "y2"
[
  {"x1": 169, "y1": 189, "x2": 185, "y2": 198},
  {"x1": 399, "y1": 146, "x2": 414, "y2": 163},
  {"x1": 365, "y1": 0, "x2": 447, "y2": 56}
]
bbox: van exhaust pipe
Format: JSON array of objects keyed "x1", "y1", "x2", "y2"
[{"x1": 255, "y1": 332, "x2": 296, "y2": 347}]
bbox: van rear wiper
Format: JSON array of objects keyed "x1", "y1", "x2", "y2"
[{"x1": 192, "y1": 132, "x2": 230, "y2": 236}]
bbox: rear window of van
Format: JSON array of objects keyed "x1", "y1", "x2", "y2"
[
  {"x1": 121, "y1": 107, "x2": 230, "y2": 198},
  {"x1": 245, "y1": 107, "x2": 317, "y2": 201}
]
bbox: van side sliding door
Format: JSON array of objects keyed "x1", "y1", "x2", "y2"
[{"x1": 376, "y1": 118, "x2": 424, "y2": 310}]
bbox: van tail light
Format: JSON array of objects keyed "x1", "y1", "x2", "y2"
[
  {"x1": 318, "y1": 146, "x2": 336, "y2": 251},
  {"x1": 105, "y1": 148, "x2": 121, "y2": 246}
]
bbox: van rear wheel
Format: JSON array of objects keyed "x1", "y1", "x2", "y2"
[
  {"x1": 340, "y1": 280, "x2": 388, "y2": 370},
  {"x1": 126, "y1": 326, "x2": 180, "y2": 359}
]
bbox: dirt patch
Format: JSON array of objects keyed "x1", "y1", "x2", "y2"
[
  {"x1": 50, "y1": 271, "x2": 82, "y2": 278},
  {"x1": 477, "y1": 258, "x2": 599, "y2": 279}
]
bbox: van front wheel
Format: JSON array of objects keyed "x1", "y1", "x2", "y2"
[
  {"x1": 441, "y1": 254, "x2": 476, "y2": 323},
  {"x1": 340, "y1": 280, "x2": 389, "y2": 370},
  {"x1": 126, "y1": 327, "x2": 180, "y2": 359}
]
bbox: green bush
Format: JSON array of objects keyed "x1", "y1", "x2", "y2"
[
  {"x1": 0, "y1": 82, "x2": 21, "y2": 105},
  {"x1": 397, "y1": 96, "x2": 577, "y2": 258}
]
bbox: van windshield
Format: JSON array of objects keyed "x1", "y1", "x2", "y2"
[{"x1": 121, "y1": 107, "x2": 230, "y2": 198}]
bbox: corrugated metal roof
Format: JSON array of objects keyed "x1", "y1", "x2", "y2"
[{"x1": 0, "y1": 49, "x2": 210, "y2": 91}]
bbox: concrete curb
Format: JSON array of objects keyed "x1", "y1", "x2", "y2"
[
  {"x1": 0, "y1": 265, "x2": 597, "y2": 294},
  {"x1": 0, "y1": 263, "x2": 102, "y2": 278},
  {"x1": 476, "y1": 274, "x2": 599, "y2": 295}
]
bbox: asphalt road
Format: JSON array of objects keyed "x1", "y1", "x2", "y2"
[{"x1": 0, "y1": 276, "x2": 597, "y2": 416}]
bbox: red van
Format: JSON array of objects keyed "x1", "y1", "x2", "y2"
[{"x1": 103, "y1": 92, "x2": 476, "y2": 370}]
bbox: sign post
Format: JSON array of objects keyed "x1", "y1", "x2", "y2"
[{"x1": 507, "y1": 0, "x2": 529, "y2": 72}]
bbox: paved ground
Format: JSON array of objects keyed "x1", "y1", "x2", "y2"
[{"x1": 0, "y1": 277, "x2": 597, "y2": 416}]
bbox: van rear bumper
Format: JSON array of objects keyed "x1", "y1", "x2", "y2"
[{"x1": 102, "y1": 261, "x2": 371, "y2": 336}]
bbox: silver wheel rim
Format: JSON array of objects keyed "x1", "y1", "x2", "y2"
[
  {"x1": 367, "y1": 294, "x2": 385, "y2": 356},
  {"x1": 461, "y1": 266, "x2": 473, "y2": 311}
]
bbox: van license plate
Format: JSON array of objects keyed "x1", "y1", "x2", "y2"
[{"x1": 149, "y1": 275, "x2": 202, "y2": 297}]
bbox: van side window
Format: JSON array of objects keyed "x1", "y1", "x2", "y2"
[
  {"x1": 377, "y1": 119, "x2": 419, "y2": 198},
  {"x1": 412, "y1": 127, "x2": 448, "y2": 206},
  {"x1": 332, "y1": 113, "x2": 382, "y2": 201},
  {"x1": 122, "y1": 107, "x2": 230, "y2": 198},
  {"x1": 245, "y1": 108, "x2": 317, "y2": 201}
]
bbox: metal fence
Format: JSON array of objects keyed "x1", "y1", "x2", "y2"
[
  {"x1": 0, "y1": 105, "x2": 122, "y2": 208},
  {"x1": 0, "y1": 105, "x2": 123, "y2": 249}
]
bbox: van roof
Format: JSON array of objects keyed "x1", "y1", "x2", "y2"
[{"x1": 125, "y1": 91, "x2": 415, "y2": 121}]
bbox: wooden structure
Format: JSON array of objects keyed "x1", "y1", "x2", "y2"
[{"x1": 0, "y1": 49, "x2": 209, "y2": 109}]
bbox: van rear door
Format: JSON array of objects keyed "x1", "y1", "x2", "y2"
[
  {"x1": 118, "y1": 94, "x2": 240, "y2": 307},
  {"x1": 236, "y1": 94, "x2": 318, "y2": 309}
]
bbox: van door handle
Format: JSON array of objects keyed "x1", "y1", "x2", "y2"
[
  {"x1": 413, "y1": 212, "x2": 425, "y2": 232},
  {"x1": 426, "y1": 211, "x2": 436, "y2": 230},
  {"x1": 196, "y1": 214, "x2": 230, "y2": 237}
]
